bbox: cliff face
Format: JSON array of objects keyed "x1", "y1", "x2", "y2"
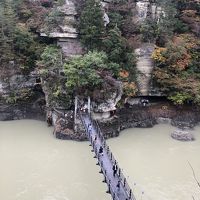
[
  {"x1": 40, "y1": 0, "x2": 84, "y2": 57},
  {"x1": 0, "y1": 0, "x2": 199, "y2": 140},
  {"x1": 128, "y1": 0, "x2": 164, "y2": 96},
  {"x1": 0, "y1": 70, "x2": 45, "y2": 120}
]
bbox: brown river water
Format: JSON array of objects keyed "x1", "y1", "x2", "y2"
[{"x1": 0, "y1": 120, "x2": 200, "y2": 200}]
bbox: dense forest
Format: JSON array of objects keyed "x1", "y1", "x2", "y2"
[{"x1": 0, "y1": 0, "x2": 200, "y2": 107}]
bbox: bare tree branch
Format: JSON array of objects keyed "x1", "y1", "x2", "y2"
[{"x1": 188, "y1": 161, "x2": 200, "y2": 188}]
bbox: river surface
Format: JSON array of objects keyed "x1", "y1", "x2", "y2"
[
  {"x1": 0, "y1": 120, "x2": 111, "y2": 200},
  {"x1": 0, "y1": 120, "x2": 200, "y2": 200},
  {"x1": 108, "y1": 124, "x2": 200, "y2": 200}
]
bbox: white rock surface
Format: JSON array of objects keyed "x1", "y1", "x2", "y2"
[{"x1": 135, "y1": 43, "x2": 155, "y2": 96}]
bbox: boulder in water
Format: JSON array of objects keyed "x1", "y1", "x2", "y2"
[{"x1": 171, "y1": 130, "x2": 195, "y2": 141}]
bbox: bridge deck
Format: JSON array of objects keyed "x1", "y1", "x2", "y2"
[{"x1": 80, "y1": 112, "x2": 135, "y2": 200}]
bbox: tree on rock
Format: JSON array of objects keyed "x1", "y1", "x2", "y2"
[
  {"x1": 79, "y1": 0, "x2": 104, "y2": 51},
  {"x1": 64, "y1": 51, "x2": 119, "y2": 93}
]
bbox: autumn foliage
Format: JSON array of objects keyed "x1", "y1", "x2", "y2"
[{"x1": 152, "y1": 34, "x2": 200, "y2": 104}]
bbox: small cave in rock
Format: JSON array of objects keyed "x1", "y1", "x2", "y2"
[
  {"x1": 37, "y1": 36, "x2": 57, "y2": 45},
  {"x1": 30, "y1": 81, "x2": 46, "y2": 118},
  {"x1": 110, "y1": 110, "x2": 116, "y2": 117},
  {"x1": 35, "y1": 78, "x2": 41, "y2": 84}
]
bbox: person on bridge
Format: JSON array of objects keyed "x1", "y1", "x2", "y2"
[
  {"x1": 88, "y1": 124, "x2": 92, "y2": 135},
  {"x1": 116, "y1": 180, "x2": 120, "y2": 191},
  {"x1": 94, "y1": 135, "x2": 97, "y2": 143},
  {"x1": 112, "y1": 163, "x2": 118, "y2": 177},
  {"x1": 92, "y1": 135, "x2": 97, "y2": 147},
  {"x1": 88, "y1": 123, "x2": 91, "y2": 129},
  {"x1": 99, "y1": 146, "x2": 103, "y2": 156}
]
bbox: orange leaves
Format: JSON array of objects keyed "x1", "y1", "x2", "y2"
[
  {"x1": 173, "y1": 52, "x2": 191, "y2": 70},
  {"x1": 119, "y1": 70, "x2": 137, "y2": 97},
  {"x1": 170, "y1": 34, "x2": 198, "y2": 70},
  {"x1": 182, "y1": 10, "x2": 197, "y2": 17},
  {"x1": 152, "y1": 34, "x2": 198, "y2": 71},
  {"x1": 119, "y1": 70, "x2": 129, "y2": 78}
]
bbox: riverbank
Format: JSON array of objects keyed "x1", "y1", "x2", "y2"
[
  {"x1": 99, "y1": 101, "x2": 200, "y2": 139},
  {"x1": 0, "y1": 100, "x2": 199, "y2": 141}
]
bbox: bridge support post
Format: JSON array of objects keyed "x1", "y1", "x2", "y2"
[
  {"x1": 99, "y1": 168, "x2": 103, "y2": 173},
  {"x1": 129, "y1": 189, "x2": 132, "y2": 199},
  {"x1": 106, "y1": 180, "x2": 111, "y2": 194},
  {"x1": 124, "y1": 178, "x2": 126, "y2": 187},
  {"x1": 119, "y1": 168, "x2": 121, "y2": 178},
  {"x1": 103, "y1": 170, "x2": 107, "y2": 183},
  {"x1": 93, "y1": 147, "x2": 97, "y2": 158}
]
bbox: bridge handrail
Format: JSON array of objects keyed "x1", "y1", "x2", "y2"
[
  {"x1": 89, "y1": 106, "x2": 135, "y2": 200},
  {"x1": 91, "y1": 115, "x2": 135, "y2": 200},
  {"x1": 99, "y1": 159, "x2": 120, "y2": 200}
]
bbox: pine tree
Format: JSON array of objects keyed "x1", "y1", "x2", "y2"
[
  {"x1": 79, "y1": 0, "x2": 105, "y2": 50},
  {"x1": 102, "y1": 26, "x2": 136, "y2": 79},
  {"x1": 103, "y1": 26, "x2": 124, "y2": 64}
]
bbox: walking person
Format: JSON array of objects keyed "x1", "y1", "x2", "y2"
[
  {"x1": 92, "y1": 134, "x2": 97, "y2": 148},
  {"x1": 99, "y1": 146, "x2": 103, "y2": 156},
  {"x1": 88, "y1": 124, "x2": 92, "y2": 136},
  {"x1": 116, "y1": 180, "x2": 120, "y2": 191},
  {"x1": 112, "y1": 163, "x2": 117, "y2": 177},
  {"x1": 88, "y1": 123, "x2": 91, "y2": 129},
  {"x1": 94, "y1": 134, "x2": 97, "y2": 143}
]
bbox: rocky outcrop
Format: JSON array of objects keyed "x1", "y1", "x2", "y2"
[
  {"x1": 101, "y1": 1, "x2": 110, "y2": 26},
  {"x1": 40, "y1": 0, "x2": 83, "y2": 57},
  {"x1": 52, "y1": 109, "x2": 87, "y2": 140},
  {"x1": 0, "y1": 102, "x2": 45, "y2": 121},
  {"x1": 133, "y1": 0, "x2": 164, "y2": 96},
  {"x1": 0, "y1": 70, "x2": 45, "y2": 121},
  {"x1": 92, "y1": 76, "x2": 123, "y2": 114},
  {"x1": 171, "y1": 112, "x2": 199, "y2": 129},
  {"x1": 57, "y1": 38, "x2": 83, "y2": 57},
  {"x1": 40, "y1": 0, "x2": 112, "y2": 57},
  {"x1": 97, "y1": 102, "x2": 200, "y2": 139},
  {"x1": 171, "y1": 130, "x2": 195, "y2": 141},
  {"x1": 134, "y1": 0, "x2": 163, "y2": 23},
  {"x1": 99, "y1": 107, "x2": 157, "y2": 138}
]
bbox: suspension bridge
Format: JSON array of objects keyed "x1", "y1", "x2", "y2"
[{"x1": 76, "y1": 97, "x2": 136, "y2": 200}]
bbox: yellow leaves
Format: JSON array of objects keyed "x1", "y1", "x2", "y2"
[{"x1": 151, "y1": 47, "x2": 167, "y2": 63}]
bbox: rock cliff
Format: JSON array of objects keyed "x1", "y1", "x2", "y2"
[{"x1": 0, "y1": 0, "x2": 199, "y2": 141}]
